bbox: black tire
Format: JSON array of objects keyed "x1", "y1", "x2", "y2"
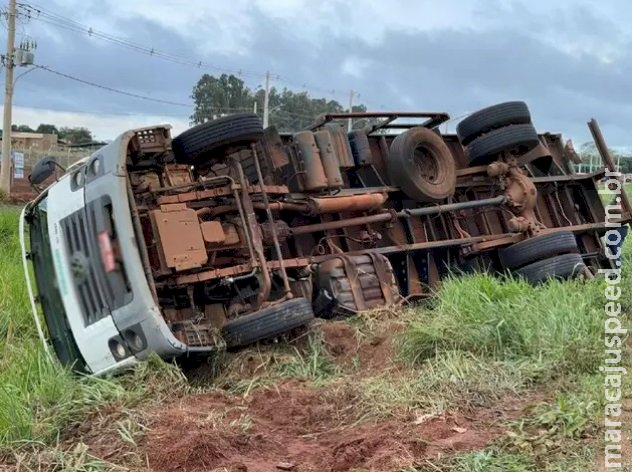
[
  {"x1": 172, "y1": 113, "x2": 263, "y2": 164},
  {"x1": 387, "y1": 127, "x2": 456, "y2": 202},
  {"x1": 348, "y1": 130, "x2": 372, "y2": 165},
  {"x1": 221, "y1": 298, "x2": 314, "y2": 348},
  {"x1": 457, "y1": 101, "x2": 531, "y2": 146},
  {"x1": 514, "y1": 253, "x2": 586, "y2": 284},
  {"x1": 499, "y1": 232, "x2": 579, "y2": 270},
  {"x1": 467, "y1": 124, "x2": 540, "y2": 166}
]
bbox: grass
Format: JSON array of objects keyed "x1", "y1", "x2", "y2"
[
  {"x1": 0, "y1": 206, "x2": 187, "y2": 468},
  {"x1": 1, "y1": 201, "x2": 631, "y2": 470},
  {"x1": 400, "y1": 275, "x2": 609, "y2": 375},
  {"x1": 276, "y1": 332, "x2": 341, "y2": 384},
  {"x1": 359, "y1": 352, "x2": 539, "y2": 417},
  {"x1": 599, "y1": 182, "x2": 632, "y2": 203},
  {"x1": 405, "y1": 241, "x2": 632, "y2": 470}
]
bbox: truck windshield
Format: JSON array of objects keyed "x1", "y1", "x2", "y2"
[{"x1": 28, "y1": 198, "x2": 88, "y2": 372}]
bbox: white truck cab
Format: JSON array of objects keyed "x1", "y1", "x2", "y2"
[{"x1": 21, "y1": 126, "x2": 187, "y2": 375}]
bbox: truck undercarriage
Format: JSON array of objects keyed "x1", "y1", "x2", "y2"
[{"x1": 121, "y1": 103, "x2": 630, "y2": 351}]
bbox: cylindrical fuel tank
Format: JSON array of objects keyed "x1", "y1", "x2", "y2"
[
  {"x1": 293, "y1": 131, "x2": 328, "y2": 192},
  {"x1": 324, "y1": 123, "x2": 355, "y2": 168},
  {"x1": 313, "y1": 130, "x2": 344, "y2": 189},
  {"x1": 348, "y1": 130, "x2": 373, "y2": 165}
]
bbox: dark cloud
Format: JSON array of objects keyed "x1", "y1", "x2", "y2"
[{"x1": 11, "y1": 0, "x2": 632, "y2": 146}]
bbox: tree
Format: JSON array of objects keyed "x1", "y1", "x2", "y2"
[
  {"x1": 11, "y1": 124, "x2": 34, "y2": 132},
  {"x1": 36, "y1": 123, "x2": 59, "y2": 135},
  {"x1": 253, "y1": 87, "x2": 346, "y2": 131},
  {"x1": 191, "y1": 73, "x2": 254, "y2": 123},
  {"x1": 190, "y1": 73, "x2": 370, "y2": 132},
  {"x1": 59, "y1": 127, "x2": 93, "y2": 145}
]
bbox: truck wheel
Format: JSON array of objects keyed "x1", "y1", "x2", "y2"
[
  {"x1": 171, "y1": 113, "x2": 263, "y2": 164},
  {"x1": 457, "y1": 101, "x2": 531, "y2": 146},
  {"x1": 387, "y1": 127, "x2": 456, "y2": 202},
  {"x1": 467, "y1": 124, "x2": 540, "y2": 166},
  {"x1": 221, "y1": 298, "x2": 314, "y2": 348},
  {"x1": 499, "y1": 232, "x2": 578, "y2": 270},
  {"x1": 514, "y1": 253, "x2": 586, "y2": 284}
]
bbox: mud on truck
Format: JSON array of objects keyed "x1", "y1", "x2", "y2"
[{"x1": 21, "y1": 101, "x2": 632, "y2": 375}]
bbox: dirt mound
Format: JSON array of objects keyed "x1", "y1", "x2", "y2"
[
  {"x1": 319, "y1": 322, "x2": 358, "y2": 358},
  {"x1": 319, "y1": 320, "x2": 402, "y2": 371},
  {"x1": 143, "y1": 380, "x2": 510, "y2": 472}
]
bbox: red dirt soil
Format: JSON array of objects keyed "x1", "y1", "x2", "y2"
[
  {"x1": 143, "y1": 379, "x2": 526, "y2": 472},
  {"x1": 319, "y1": 320, "x2": 403, "y2": 371}
]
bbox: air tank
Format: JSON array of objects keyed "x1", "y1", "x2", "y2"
[
  {"x1": 293, "y1": 131, "x2": 328, "y2": 192},
  {"x1": 348, "y1": 129, "x2": 373, "y2": 165},
  {"x1": 313, "y1": 130, "x2": 344, "y2": 189},
  {"x1": 324, "y1": 123, "x2": 355, "y2": 168}
]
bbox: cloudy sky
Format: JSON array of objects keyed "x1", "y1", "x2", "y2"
[{"x1": 5, "y1": 0, "x2": 631, "y2": 147}]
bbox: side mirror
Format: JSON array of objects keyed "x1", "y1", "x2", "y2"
[{"x1": 29, "y1": 156, "x2": 63, "y2": 185}]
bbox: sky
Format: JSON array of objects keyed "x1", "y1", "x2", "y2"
[{"x1": 3, "y1": 0, "x2": 631, "y2": 147}]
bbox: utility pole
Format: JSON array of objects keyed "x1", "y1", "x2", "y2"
[
  {"x1": 262, "y1": 71, "x2": 270, "y2": 128},
  {"x1": 347, "y1": 89, "x2": 354, "y2": 132},
  {"x1": 0, "y1": 0, "x2": 16, "y2": 195},
  {"x1": 617, "y1": 152, "x2": 621, "y2": 173}
]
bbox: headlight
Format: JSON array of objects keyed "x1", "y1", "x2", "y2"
[
  {"x1": 90, "y1": 158, "x2": 100, "y2": 176},
  {"x1": 73, "y1": 171, "x2": 84, "y2": 187}
]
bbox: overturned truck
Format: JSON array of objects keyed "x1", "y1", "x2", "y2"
[{"x1": 21, "y1": 102, "x2": 631, "y2": 374}]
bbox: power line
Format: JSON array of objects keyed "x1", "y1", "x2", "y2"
[
  {"x1": 35, "y1": 65, "x2": 191, "y2": 107},
  {"x1": 17, "y1": 1, "x2": 355, "y2": 101},
  {"x1": 10, "y1": 103, "x2": 189, "y2": 117},
  {"x1": 19, "y1": 65, "x2": 324, "y2": 119},
  {"x1": 18, "y1": 2, "x2": 262, "y2": 79}
]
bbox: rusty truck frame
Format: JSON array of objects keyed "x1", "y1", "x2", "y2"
[{"x1": 21, "y1": 102, "x2": 631, "y2": 374}]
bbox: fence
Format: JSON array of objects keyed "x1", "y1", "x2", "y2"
[{"x1": 8, "y1": 146, "x2": 97, "y2": 202}]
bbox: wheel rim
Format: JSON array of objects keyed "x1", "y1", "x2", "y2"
[{"x1": 413, "y1": 145, "x2": 444, "y2": 185}]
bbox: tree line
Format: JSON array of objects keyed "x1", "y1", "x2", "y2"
[
  {"x1": 190, "y1": 73, "x2": 368, "y2": 131},
  {"x1": 4, "y1": 124, "x2": 94, "y2": 145}
]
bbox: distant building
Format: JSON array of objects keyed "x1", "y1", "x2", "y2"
[{"x1": 0, "y1": 131, "x2": 58, "y2": 151}]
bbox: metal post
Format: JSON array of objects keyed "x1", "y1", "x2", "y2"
[
  {"x1": 588, "y1": 118, "x2": 632, "y2": 218},
  {"x1": 0, "y1": 0, "x2": 17, "y2": 195},
  {"x1": 250, "y1": 144, "x2": 293, "y2": 298},
  {"x1": 347, "y1": 89, "x2": 354, "y2": 132},
  {"x1": 231, "y1": 157, "x2": 272, "y2": 308},
  {"x1": 262, "y1": 71, "x2": 270, "y2": 128}
]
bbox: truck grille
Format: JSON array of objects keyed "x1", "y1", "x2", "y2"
[{"x1": 61, "y1": 210, "x2": 110, "y2": 325}]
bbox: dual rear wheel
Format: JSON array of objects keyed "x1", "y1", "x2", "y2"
[
  {"x1": 499, "y1": 231, "x2": 586, "y2": 284},
  {"x1": 457, "y1": 101, "x2": 541, "y2": 166}
]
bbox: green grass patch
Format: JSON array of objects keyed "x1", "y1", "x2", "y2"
[
  {"x1": 0, "y1": 207, "x2": 32, "y2": 340},
  {"x1": 360, "y1": 351, "x2": 540, "y2": 417},
  {"x1": 414, "y1": 371, "x2": 621, "y2": 471},
  {"x1": 2, "y1": 200, "x2": 631, "y2": 470},
  {"x1": 276, "y1": 333, "x2": 341, "y2": 384},
  {"x1": 401, "y1": 275, "x2": 608, "y2": 376},
  {"x1": 404, "y1": 238, "x2": 632, "y2": 470},
  {"x1": 0, "y1": 207, "x2": 187, "y2": 464}
]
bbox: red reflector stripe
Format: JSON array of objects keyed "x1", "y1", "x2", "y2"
[{"x1": 98, "y1": 231, "x2": 116, "y2": 273}]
